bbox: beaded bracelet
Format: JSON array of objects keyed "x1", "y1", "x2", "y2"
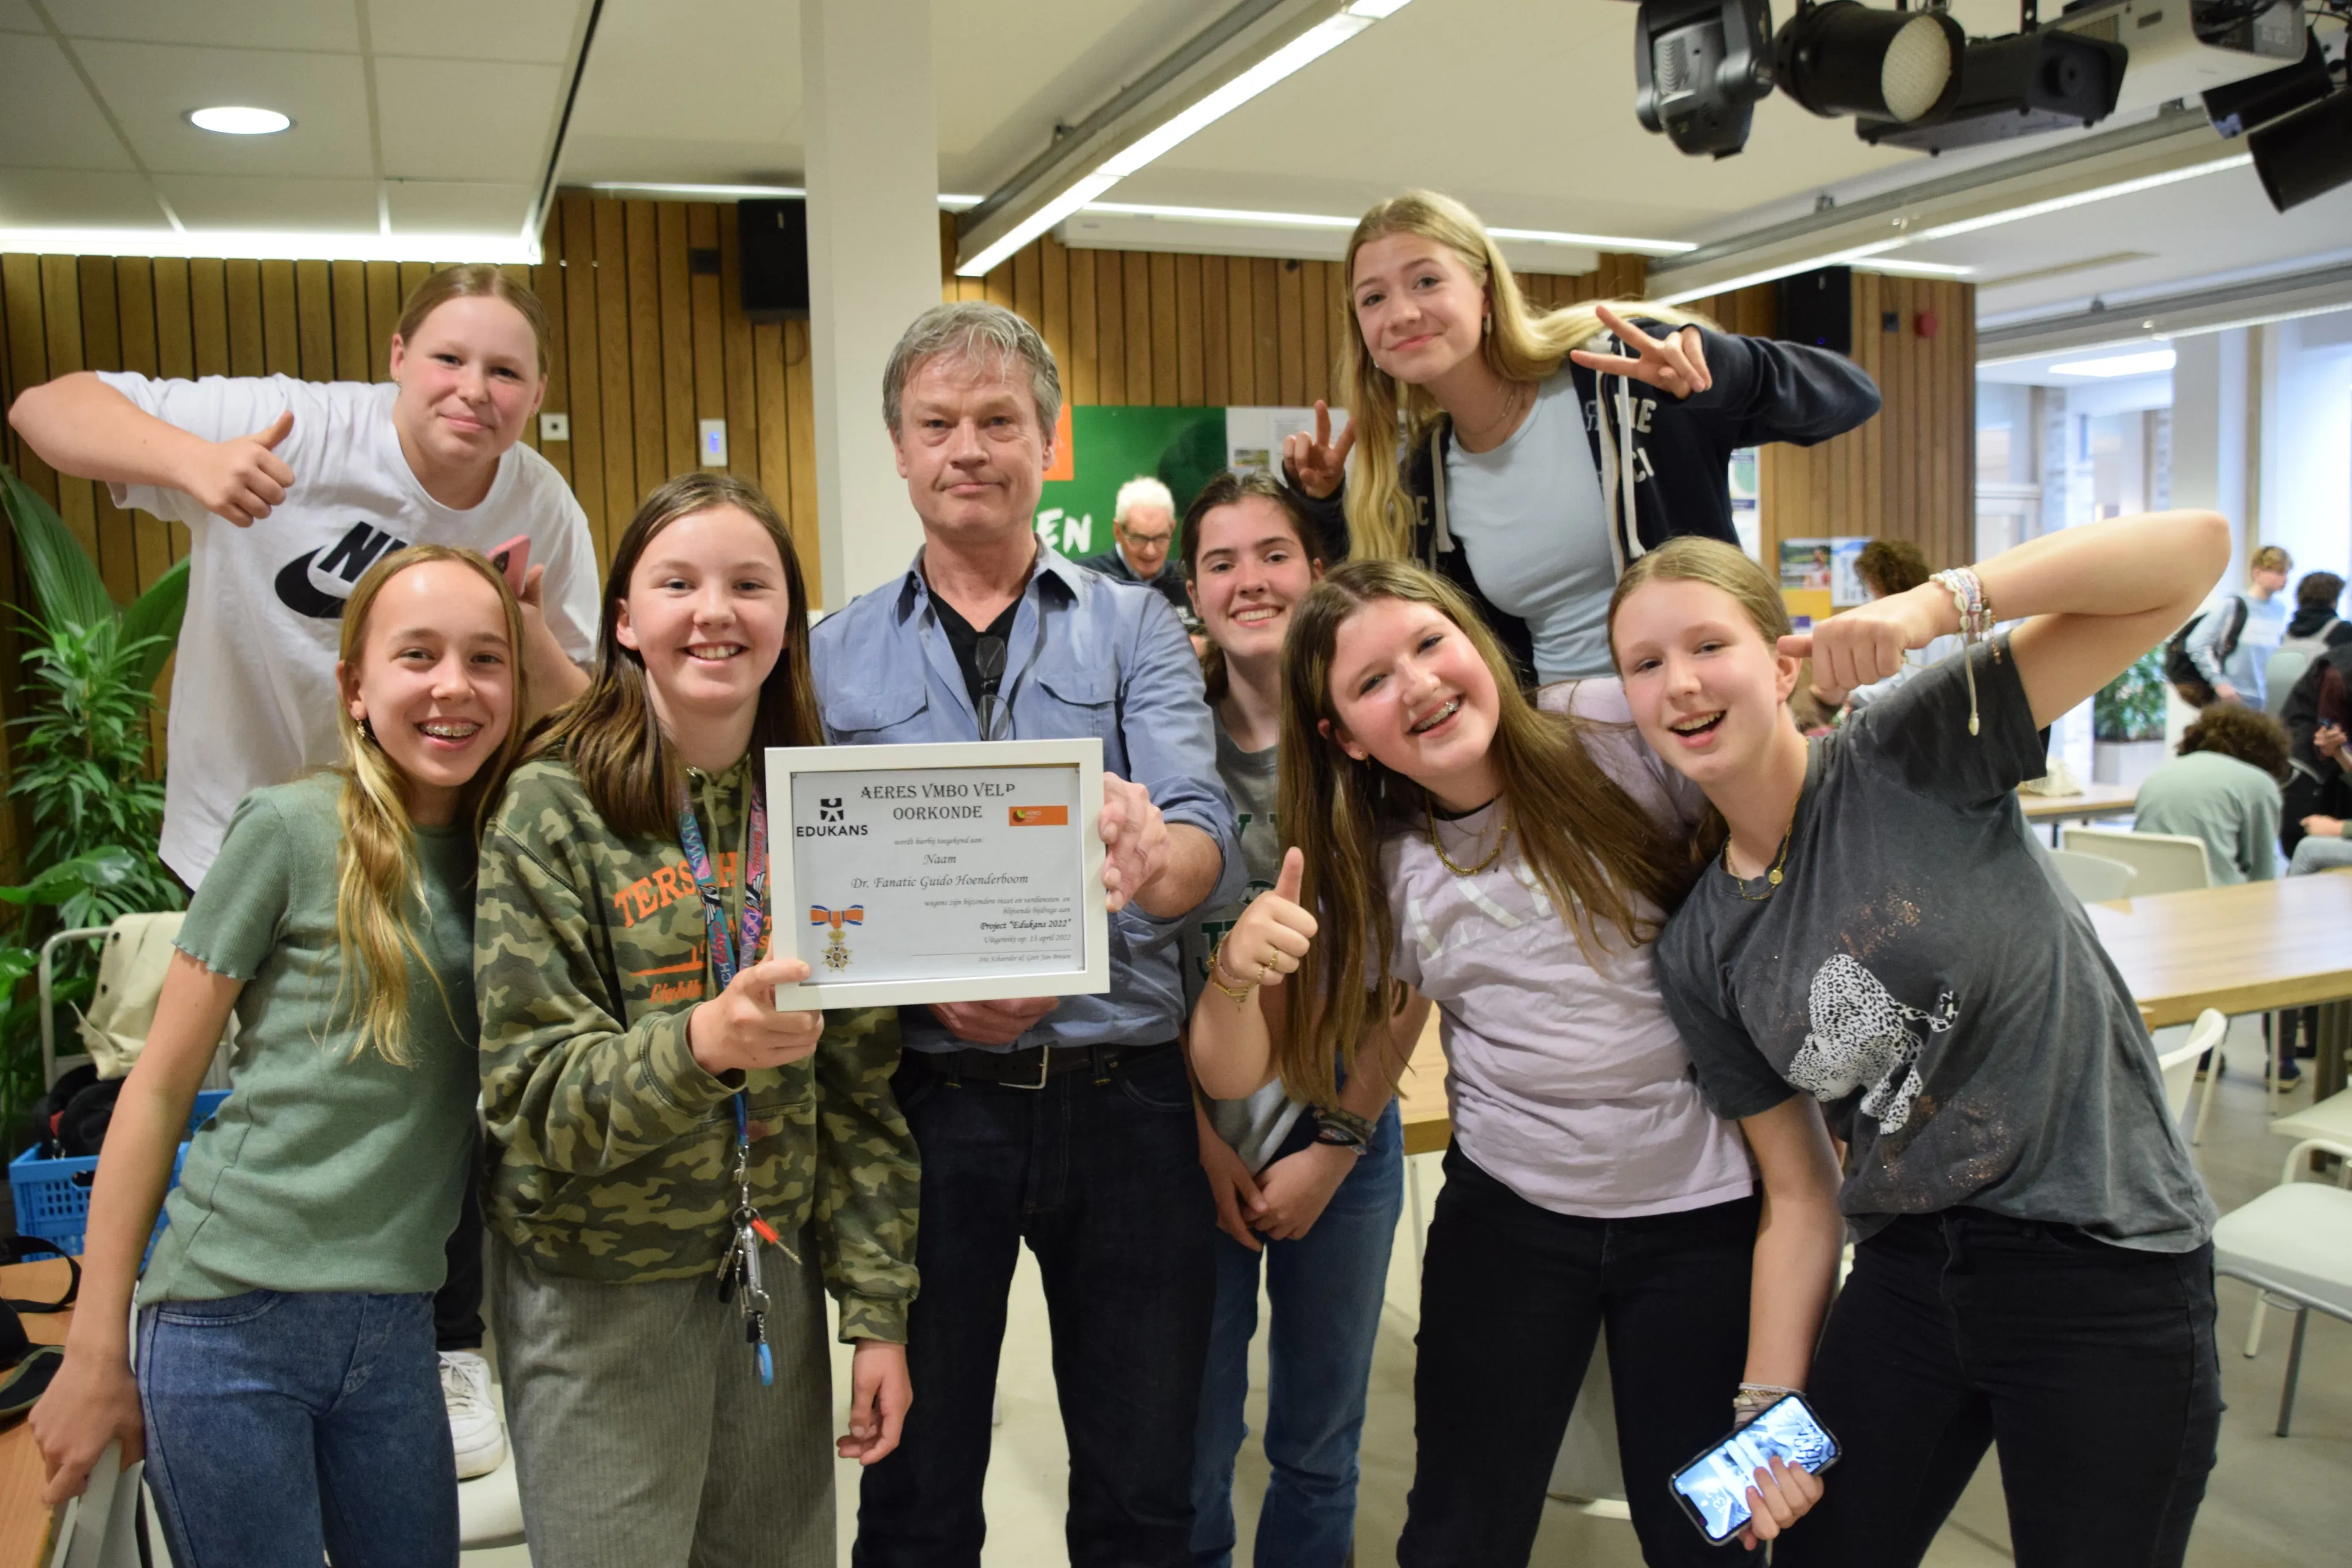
[
  {"x1": 1929, "y1": 567, "x2": 1998, "y2": 736},
  {"x1": 1314, "y1": 1105, "x2": 1376, "y2": 1147},
  {"x1": 1205, "y1": 932, "x2": 1257, "y2": 1007}
]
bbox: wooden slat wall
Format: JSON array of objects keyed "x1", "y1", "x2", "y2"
[{"x1": 1678, "y1": 275, "x2": 1976, "y2": 573}]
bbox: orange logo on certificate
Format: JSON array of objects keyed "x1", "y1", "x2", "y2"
[
  {"x1": 1009, "y1": 805, "x2": 1068, "y2": 826},
  {"x1": 810, "y1": 903, "x2": 864, "y2": 970}
]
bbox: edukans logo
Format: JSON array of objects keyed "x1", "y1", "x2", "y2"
[{"x1": 820, "y1": 797, "x2": 845, "y2": 823}]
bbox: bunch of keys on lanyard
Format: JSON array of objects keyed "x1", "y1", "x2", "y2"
[{"x1": 678, "y1": 789, "x2": 782, "y2": 1387}]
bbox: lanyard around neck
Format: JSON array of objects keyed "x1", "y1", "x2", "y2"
[{"x1": 676, "y1": 783, "x2": 768, "y2": 1148}]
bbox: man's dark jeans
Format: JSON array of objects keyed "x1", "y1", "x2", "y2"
[
  {"x1": 853, "y1": 1042, "x2": 1216, "y2": 1568},
  {"x1": 1777, "y1": 1210, "x2": 2222, "y2": 1568},
  {"x1": 1399, "y1": 1148, "x2": 1763, "y2": 1568}
]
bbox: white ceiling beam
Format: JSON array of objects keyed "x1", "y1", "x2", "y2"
[{"x1": 1976, "y1": 260, "x2": 2352, "y2": 361}]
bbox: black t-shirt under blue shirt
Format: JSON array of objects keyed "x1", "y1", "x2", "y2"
[{"x1": 1656, "y1": 638, "x2": 2215, "y2": 1253}]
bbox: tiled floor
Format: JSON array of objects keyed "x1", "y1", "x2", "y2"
[{"x1": 465, "y1": 1014, "x2": 2350, "y2": 1566}]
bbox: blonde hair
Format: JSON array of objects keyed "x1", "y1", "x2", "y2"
[
  {"x1": 1606, "y1": 535, "x2": 1793, "y2": 868},
  {"x1": 1276, "y1": 559, "x2": 1691, "y2": 1107},
  {"x1": 2251, "y1": 544, "x2": 2293, "y2": 575},
  {"x1": 1336, "y1": 190, "x2": 1705, "y2": 562},
  {"x1": 395, "y1": 265, "x2": 552, "y2": 377},
  {"x1": 333, "y1": 545, "x2": 531, "y2": 1065}
]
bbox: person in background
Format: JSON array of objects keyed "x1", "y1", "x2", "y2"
[
  {"x1": 2289, "y1": 812, "x2": 2352, "y2": 872},
  {"x1": 1280, "y1": 188, "x2": 1880, "y2": 686},
  {"x1": 815, "y1": 303, "x2": 1240, "y2": 1567},
  {"x1": 29, "y1": 546, "x2": 529, "y2": 1565},
  {"x1": 6, "y1": 263, "x2": 600, "y2": 1480},
  {"x1": 2278, "y1": 635, "x2": 2352, "y2": 854},
  {"x1": 2264, "y1": 570, "x2": 2350, "y2": 717},
  {"x1": 1078, "y1": 475, "x2": 1193, "y2": 617},
  {"x1": 2132, "y1": 704, "x2": 2288, "y2": 886},
  {"x1": 2179, "y1": 543, "x2": 2290, "y2": 708},
  {"x1": 1176, "y1": 472, "x2": 1411, "y2": 1568},
  {"x1": 1831, "y1": 538, "x2": 1965, "y2": 712}
]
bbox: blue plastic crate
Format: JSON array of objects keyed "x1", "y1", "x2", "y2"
[{"x1": 9, "y1": 1088, "x2": 230, "y2": 1259}]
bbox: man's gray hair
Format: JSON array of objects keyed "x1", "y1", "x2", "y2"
[{"x1": 881, "y1": 301, "x2": 1062, "y2": 437}]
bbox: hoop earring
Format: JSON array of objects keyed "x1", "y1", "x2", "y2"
[{"x1": 359, "y1": 715, "x2": 377, "y2": 745}]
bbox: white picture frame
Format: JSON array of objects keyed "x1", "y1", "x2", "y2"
[{"x1": 763, "y1": 738, "x2": 1110, "y2": 1011}]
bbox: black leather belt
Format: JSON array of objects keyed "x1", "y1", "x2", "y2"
[{"x1": 920, "y1": 1039, "x2": 1178, "y2": 1091}]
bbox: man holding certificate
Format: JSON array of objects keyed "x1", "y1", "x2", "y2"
[{"x1": 812, "y1": 302, "x2": 1242, "y2": 1568}]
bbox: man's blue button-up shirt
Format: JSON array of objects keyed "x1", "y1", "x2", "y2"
[{"x1": 809, "y1": 543, "x2": 1242, "y2": 1054}]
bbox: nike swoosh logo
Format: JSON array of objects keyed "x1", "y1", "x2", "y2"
[{"x1": 273, "y1": 549, "x2": 351, "y2": 619}]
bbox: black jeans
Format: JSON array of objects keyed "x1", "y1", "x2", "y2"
[
  {"x1": 433, "y1": 1121, "x2": 484, "y2": 1353},
  {"x1": 853, "y1": 1043, "x2": 1216, "y2": 1568},
  {"x1": 1776, "y1": 1212, "x2": 2222, "y2": 1568},
  {"x1": 1399, "y1": 1148, "x2": 1762, "y2": 1568}
]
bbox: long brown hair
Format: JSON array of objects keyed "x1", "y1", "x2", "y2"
[
  {"x1": 333, "y1": 545, "x2": 531, "y2": 1065},
  {"x1": 1180, "y1": 469, "x2": 1329, "y2": 705},
  {"x1": 543, "y1": 472, "x2": 820, "y2": 838},
  {"x1": 1276, "y1": 559, "x2": 1690, "y2": 1106},
  {"x1": 1606, "y1": 535, "x2": 1795, "y2": 869},
  {"x1": 1336, "y1": 189, "x2": 1704, "y2": 562},
  {"x1": 394, "y1": 264, "x2": 552, "y2": 375}
]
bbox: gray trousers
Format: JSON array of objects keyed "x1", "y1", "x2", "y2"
[{"x1": 487, "y1": 1231, "x2": 834, "y2": 1568}]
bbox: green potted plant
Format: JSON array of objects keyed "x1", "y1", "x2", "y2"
[
  {"x1": 2, "y1": 465, "x2": 188, "y2": 1153},
  {"x1": 2092, "y1": 649, "x2": 2169, "y2": 788}
]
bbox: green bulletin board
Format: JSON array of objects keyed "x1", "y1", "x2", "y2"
[{"x1": 1031, "y1": 406, "x2": 1232, "y2": 559}]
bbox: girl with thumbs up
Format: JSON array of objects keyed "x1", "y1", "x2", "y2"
[{"x1": 1193, "y1": 559, "x2": 1845, "y2": 1567}]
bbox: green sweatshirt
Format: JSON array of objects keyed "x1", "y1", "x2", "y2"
[{"x1": 475, "y1": 750, "x2": 918, "y2": 1342}]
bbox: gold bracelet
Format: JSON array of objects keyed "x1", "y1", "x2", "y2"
[{"x1": 1206, "y1": 934, "x2": 1258, "y2": 1006}]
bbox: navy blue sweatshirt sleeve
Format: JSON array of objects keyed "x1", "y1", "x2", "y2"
[{"x1": 1664, "y1": 325, "x2": 1882, "y2": 448}]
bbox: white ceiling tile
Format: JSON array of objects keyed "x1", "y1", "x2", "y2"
[
  {"x1": 384, "y1": 179, "x2": 535, "y2": 233},
  {"x1": 0, "y1": 33, "x2": 137, "y2": 170},
  {"x1": 0, "y1": 0, "x2": 45, "y2": 33},
  {"x1": 565, "y1": 0, "x2": 797, "y2": 147},
  {"x1": 45, "y1": 0, "x2": 359, "y2": 51},
  {"x1": 154, "y1": 172, "x2": 378, "y2": 230},
  {"x1": 372, "y1": 56, "x2": 560, "y2": 182},
  {"x1": 0, "y1": 167, "x2": 162, "y2": 225},
  {"x1": 367, "y1": 0, "x2": 584, "y2": 65},
  {"x1": 77, "y1": 40, "x2": 373, "y2": 176}
]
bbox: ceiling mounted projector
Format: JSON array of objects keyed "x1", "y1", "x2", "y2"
[
  {"x1": 1776, "y1": 1, "x2": 1964, "y2": 123},
  {"x1": 1635, "y1": 0, "x2": 1778, "y2": 157},
  {"x1": 2049, "y1": 0, "x2": 2304, "y2": 116},
  {"x1": 1856, "y1": 27, "x2": 2127, "y2": 152}
]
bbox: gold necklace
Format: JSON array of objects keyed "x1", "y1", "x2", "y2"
[
  {"x1": 1724, "y1": 829, "x2": 1792, "y2": 900},
  {"x1": 1427, "y1": 800, "x2": 1511, "y2": 876},
  {"x1": 1455, "y1": 379, "x2": 1529, "y2": 450}
]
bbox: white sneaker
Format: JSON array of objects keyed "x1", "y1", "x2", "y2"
[{"x1": 440, "y1": 1349, "x2": 507, "y2": 1480}]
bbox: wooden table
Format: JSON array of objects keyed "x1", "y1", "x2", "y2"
[
  {"x1": 2019, "y1": 781, "x2": 2139, "y2": 843},
  {"x1": 0, "y1": 1256, "x2": 74, "y2": 1568},
  {"x1": 2087, "y1": 870, "x2": 2352, "y2": 1098}
]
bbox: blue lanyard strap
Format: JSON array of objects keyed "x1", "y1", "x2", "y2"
[{"x1": 676, "y1": 786, "x2": 768, "y2": 1152}]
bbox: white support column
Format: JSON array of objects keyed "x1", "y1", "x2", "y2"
[
  {"x1": 802, "y1": 0, "x2": 941, "y2": 611},
  {"x1": 2169, "y1": 329, "x2": 2253, "y2": 584}
]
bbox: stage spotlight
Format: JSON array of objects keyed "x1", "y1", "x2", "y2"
[
  {"x1": 1776, "y1": 1, "x2": 1963, "y2": 124},
  {"x1": 2247, "y1": 83, "x2": 2352, "y2": 212},
  {"x1": 2204, "y1": 30, "x2": 2332, "y2": 138},
  {"x1": 1635, "y1": 0, "x2": 1777, "y2": 159},
  {"x1": 1856, "y1": 28, "x2": 2126, "y2": 153}
]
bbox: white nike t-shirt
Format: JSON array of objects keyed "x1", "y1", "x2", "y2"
[{"x1": 99, "y1": 373, "x2": 600, "y2": 888}]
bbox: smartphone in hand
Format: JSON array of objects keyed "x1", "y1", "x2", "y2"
[
  {"x1": 488, "y1": 533, "x2": 531, "y2": 597},
  {"x1": 1670, "y1": 1392, "x2": 1839, "y2": 1545}
]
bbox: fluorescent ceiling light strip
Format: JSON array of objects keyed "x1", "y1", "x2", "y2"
[
  {"x1": 1912, "y1": 154, "x2": 2251, "y2": 242},
  {"x1": 1864, "y1": 258, "x2": 1975, "y2": 277},
  {"x1": 1651, "y1": 241, "x2": 1909, "y2": 305},
  {"x1": 1345, "y1": 0, "x2": 1414, "y2": 16},
  {"x1": 586, "y1": 182, "x2": 989, "y2": 208},
  {"x1": 1489, "y1": 224, "x2": 1697, "y2": 256},
  {"x1": 960, "y1": 172, "x2": 1122, "y2": 277},
  {"x1": 1076, "y1": 201, "x2": 1692, "y2": 256},
  {"x1": 2049, "y1": 349, "x2": 2177, "y2": 376},
  {"x1": 1097, "y1": 14, "x2": 1372, "y2": 179},
  {"x1": 1977, "y1": 296, "x2": 2352, "y2": 365},
  {"x1": 0, "y1": 227, "x2": 540, "y2": 263}
]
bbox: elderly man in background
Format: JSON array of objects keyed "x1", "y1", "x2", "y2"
[
  {"x1": 1077, "y1": 474, "x2": 1191, "y2": 616},
  {"x1": 813, "y1": 301, "x2": 1240, "y2": 1568}
]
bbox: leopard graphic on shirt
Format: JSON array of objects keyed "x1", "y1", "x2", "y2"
[{"x1": 1787, "y1": 953, "x2": 1957, "y2": 1134}]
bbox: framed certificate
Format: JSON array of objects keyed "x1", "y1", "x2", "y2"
[{"x1": 763, "y1": 739, "x2": 1112, "y2": 1011}]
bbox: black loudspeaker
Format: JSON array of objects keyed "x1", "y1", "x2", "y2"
[
  {"x1": 1776, "y1": 266, "x2": 1852, "y2": 356},
  {"x1": 739, "y1": 198, "x2": 809, "y2": 322}
]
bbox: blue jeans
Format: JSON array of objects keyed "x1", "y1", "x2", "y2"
[
  {"x1": 138, "y1": 1290, "x2": 456, "y2": 1568},
  {"x1": 853, "y1": 1042, "x2": 1217, "y2": 1568},
  {"x1": 1190, "y1": 1101, "x2": 1403, "y2": 1568}
]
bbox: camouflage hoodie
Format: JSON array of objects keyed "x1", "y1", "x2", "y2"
[{"x1": 475, "y1": 750, "x2": 918, "y2": 1343}]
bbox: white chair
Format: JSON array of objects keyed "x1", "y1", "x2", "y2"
[
  {"x1": 2271, "y1": 1087, "x2": 2352, "y2": 1149},
  {"x1": 2160, "y1": 1009, "x2": 2225, "y2": 1127},
  {"x1": 2059, "y1": 826, "x2": 2214, "y2": 897},
  {"x1": 2048, "y1": 848, "x2": 2135, "y2": 904},
  {"x1": 2210, "y1": 1137, "x2": 2352, "y2": 1436}
]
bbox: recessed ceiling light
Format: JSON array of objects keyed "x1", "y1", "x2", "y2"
[
  {"x1": 189, "y1": 106, "x2": 291, "y2": 135},
  {"x1": 2048, "y1": 349, "x2": 2177, "y2": 377}
]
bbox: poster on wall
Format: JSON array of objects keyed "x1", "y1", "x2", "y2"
[
  {"x1": 1032, "y1": 405, "x2": 1346, "y2": 558},
  {"x1": 1777, "y1": 537, "x2": 1869, "y2": 624},
  {"x1": 1728, "y1": 448, "x2": 1762, "y2": 564}
]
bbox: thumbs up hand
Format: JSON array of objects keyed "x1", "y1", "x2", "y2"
[
  {"x1": 188, "y1": 409, "x2": 297, "y2": 526},
  {"x1": 1213, "y1": 846, "x2": 1318, "y2": 993}
]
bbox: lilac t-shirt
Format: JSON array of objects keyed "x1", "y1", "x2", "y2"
[{"x1": 1383, "y1": 680, "x2": 1754, "y2": 1218}]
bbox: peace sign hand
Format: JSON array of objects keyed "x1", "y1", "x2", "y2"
[
  {"x1": 1567, "y1": 303, "x2": 1713, "y2": 401},
  {"x1": 1281, "y1": 400, "x2": 1356, "y2": 500}
]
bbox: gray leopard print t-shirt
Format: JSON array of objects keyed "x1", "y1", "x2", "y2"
[{"x1": 1656, "y1": 639, "x2": 2216, "y2": 1253}]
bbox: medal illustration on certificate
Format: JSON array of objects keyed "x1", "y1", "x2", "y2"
[
  {"x1": 765, "y1": 739, "x2": 1112, "y2": 1011},
  {"x1": 809, "y1": 903, "x2": 864, "y2": 970}
]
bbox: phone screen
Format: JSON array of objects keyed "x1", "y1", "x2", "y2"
[{"x1": 1670, "y1": 1393, "x2": 1839, "y2": 1544}]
